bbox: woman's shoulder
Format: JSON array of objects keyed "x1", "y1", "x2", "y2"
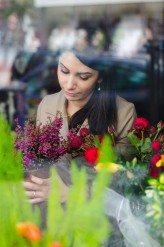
[
  {"x1": 116, "y1": 95, "x2": 135, "y2": 109},
  {"x1": 42, "y1": 90, "x2": 64, "y2": 104},
  {"x1": 115, "y1": 95, "x2": 137, "y2": 141},
  {"x1": 36, "y1": 90, "x2": 66, "y2": 123},
  {"x1": 116, "y1": 95, "x2": 136, "y2": 117}
]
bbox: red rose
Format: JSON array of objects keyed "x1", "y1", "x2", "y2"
[
  {"x1": 134, "y1": 118, "x2": 149, "y2": 130},
  {"x1": 150, "y1": 154, "x2": 161, "y2": 167},
  {"x1": 149, "y1": 167, "x2": 161, "y2": 177},
  {"x1": 84, "y1": 147, "x2": 99, "y2": 167},
  {"x1": 79, "y1": 128, "x2": 89, "y2": 137},
  {"x1": 150, "y1": 141, "x2": 162, "y2": 151},
  {"x1": 70, "y1": 136, "x2": 84, "y2": 149}
]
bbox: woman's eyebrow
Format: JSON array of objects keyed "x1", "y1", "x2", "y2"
[
  {"x1": 60, "y1": 62, "x2": 69, "y2": 70},
  {"x1": 60, "y1": 62, "x2": 93, "y2": 75}
]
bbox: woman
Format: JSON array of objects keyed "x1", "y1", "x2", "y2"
[
  {"x1": 24, "y1": 49, "x2": 137, "y2": 202},
  {"x1": 24, "y1": 49, "x2": 137, "y2": 246},
  {"x1": 24, "y1": 48, "x2": 159, "y2": 247}
]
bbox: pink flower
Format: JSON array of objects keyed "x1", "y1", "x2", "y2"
[
  {"x1": 134, "y1": 117, "x2": 149, "y2": 130},
  {"x1": 150, "y1": 141, "x2": 162, "y2": 151},
  {"x1": 84, "y1": 147, "x2": 99, "y2": 166},
  {"x1": 14, "y1": 116, "x2": 67, "y2": 169},
  {"x1": 79, "y1": 128, "x2": 89, "y2": 137},
  {"x1": 150, "y1": 154, "x2": 161, "y2": 167}
]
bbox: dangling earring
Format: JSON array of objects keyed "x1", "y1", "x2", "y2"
[{"x1": 97, "y1": 79, "x2": 102, "y2": 92}]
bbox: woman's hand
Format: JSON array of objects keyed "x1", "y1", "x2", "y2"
[{"x1": 24, "y1": 175, "x2": 51, "y2": 204}]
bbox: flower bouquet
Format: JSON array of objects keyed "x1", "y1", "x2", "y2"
[
  {"x1": 127, "y1": 117, "x2": 164, "y2": 177},
  {"x1": 66, "y1": 127, "x2": 103, "y2": 184},
  {"x1": 76, "y1": 118, "x2": 164, "y2": 214},
  {"x1": 14, "y1": 113, "x2": 67, "y2": 179},
  {"x1": 66, "y1": 127, "x2": 102, "y2": 163}
]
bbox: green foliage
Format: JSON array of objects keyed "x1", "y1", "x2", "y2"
[
  {"x1": 145, "y1": 174, "x2": 164, "y2": 245},
  {"x1": 98, "y1": 135, "x2": 116, "y2": 164},
  {"x1": 0, "y1": 114, "x2": 23, "y2": 181},
  {"x1": 127, "y1": 132, "x2": 141, "y2": 148},
  {"x1": 0, "y1": 182, "x2": 39, "y2": 247},
  {"x1": 0, "y1": 0, "x2": 33, "y2": 18},
  {"x1": 46, "y1": 164, "x2": 110, "y2": 246},
  {"x1": 113, "y1": 158, "x2": 149, "y2": 200}
]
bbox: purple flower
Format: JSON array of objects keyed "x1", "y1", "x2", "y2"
[{"x1": 14, "y1": 115, "x2": 67, "y2": 169}]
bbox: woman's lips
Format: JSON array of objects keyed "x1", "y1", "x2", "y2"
[{"x1": 65, "y1": 91, "x2": 78, "y2": 97}]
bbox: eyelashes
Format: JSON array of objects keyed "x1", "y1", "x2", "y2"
[
  {"x1": 61, "y1": 69, "x2": 69, "y2": 74},
  {"x1": 60, "y1": 69, "x2": 90, "y2": 81}
]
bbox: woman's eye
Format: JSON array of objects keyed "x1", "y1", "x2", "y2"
[
  {"x1": 80, "y1": 76, "x2": 89, "y2": 81},
  {"x1": 61, "y1": 69, "x2": 69, "y2": 74}
]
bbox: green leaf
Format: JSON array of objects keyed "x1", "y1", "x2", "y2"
[
  {"x1": 127, "y1": 132, "x2": 141, "y2": 147},
  {"x1": 141, "y1": 138, "x2": 152, "y2": 153}
]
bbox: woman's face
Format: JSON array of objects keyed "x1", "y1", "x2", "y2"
[{"x1": 57, "y1": 51, "x2": 99, "y2": 104}]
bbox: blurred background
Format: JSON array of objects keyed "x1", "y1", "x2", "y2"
[{"x1": 0, "y1": 0, "x2": 163, "y2": 128}]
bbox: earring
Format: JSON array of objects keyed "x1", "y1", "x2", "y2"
[{"x1": 98, "y1": 79, "x2": 102, "y2": 92}]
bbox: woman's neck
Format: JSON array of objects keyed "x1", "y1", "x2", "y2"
[{"x1": 66, "y1": 101, "x2": 83, "y2": 117}]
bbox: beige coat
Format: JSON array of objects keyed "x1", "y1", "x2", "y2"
[
  {"x1": 37, "y1": 90, "x2": 136, "y2": 143},
  {"x1": 36, "y1": 90, "x2": 137, "y2": 202}
]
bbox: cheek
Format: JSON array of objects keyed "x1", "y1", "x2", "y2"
[
  {"x1": 81, "y1": 79, "x2": 97, "y2": 92},
  {"x1": 57, "y1": 71, "x2": 65, "y2": 86}
]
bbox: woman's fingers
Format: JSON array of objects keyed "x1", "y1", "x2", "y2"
[
  {"x1": 23, "y1": 181, "x2": 40, "y2": 191},
  {"x1": 29, "y1": 175, "x2": 44, "y2": 185},
  {"x1": 23, "y1": 176, "x2": 51, "y2": 203},
  {"x1": 25, "y1": 190, "x2": 48, "y2": 203}
]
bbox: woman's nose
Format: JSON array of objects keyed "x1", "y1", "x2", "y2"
[{"x1": 66, "y1": 75, "x2": 76, "y2": 89}]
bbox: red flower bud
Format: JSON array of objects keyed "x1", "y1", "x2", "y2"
[
  {"x1": 150, "y1": 154, "x2": 161, "y2": 167},
  {"x1": 150, "y1": 141, "x2": 162, "y2": 151},
  {"x1": 136, "y1": 131, "x2": 149, "y2": 139},
  {"x1": 150, "y1": 126, "x2": 157, "y2": 135},
  {"x1": 108, "y1": 127, "x2": 116, "y2": 134},
  {"x1": 159, "y1": 135, "x2": 164, "y2": 143},
  {"x1": 157, "y1": 121, "x2": 164, "y2": 130},
  {"x1": 84, "y1": 147, "x2": 99, "y2": 166},
  {"x1": 134, "y1": 117, "x2": 149, "y2": 130},
  {"x1": 79, "y1": 128, "x2": 89, "y2": 137}
]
